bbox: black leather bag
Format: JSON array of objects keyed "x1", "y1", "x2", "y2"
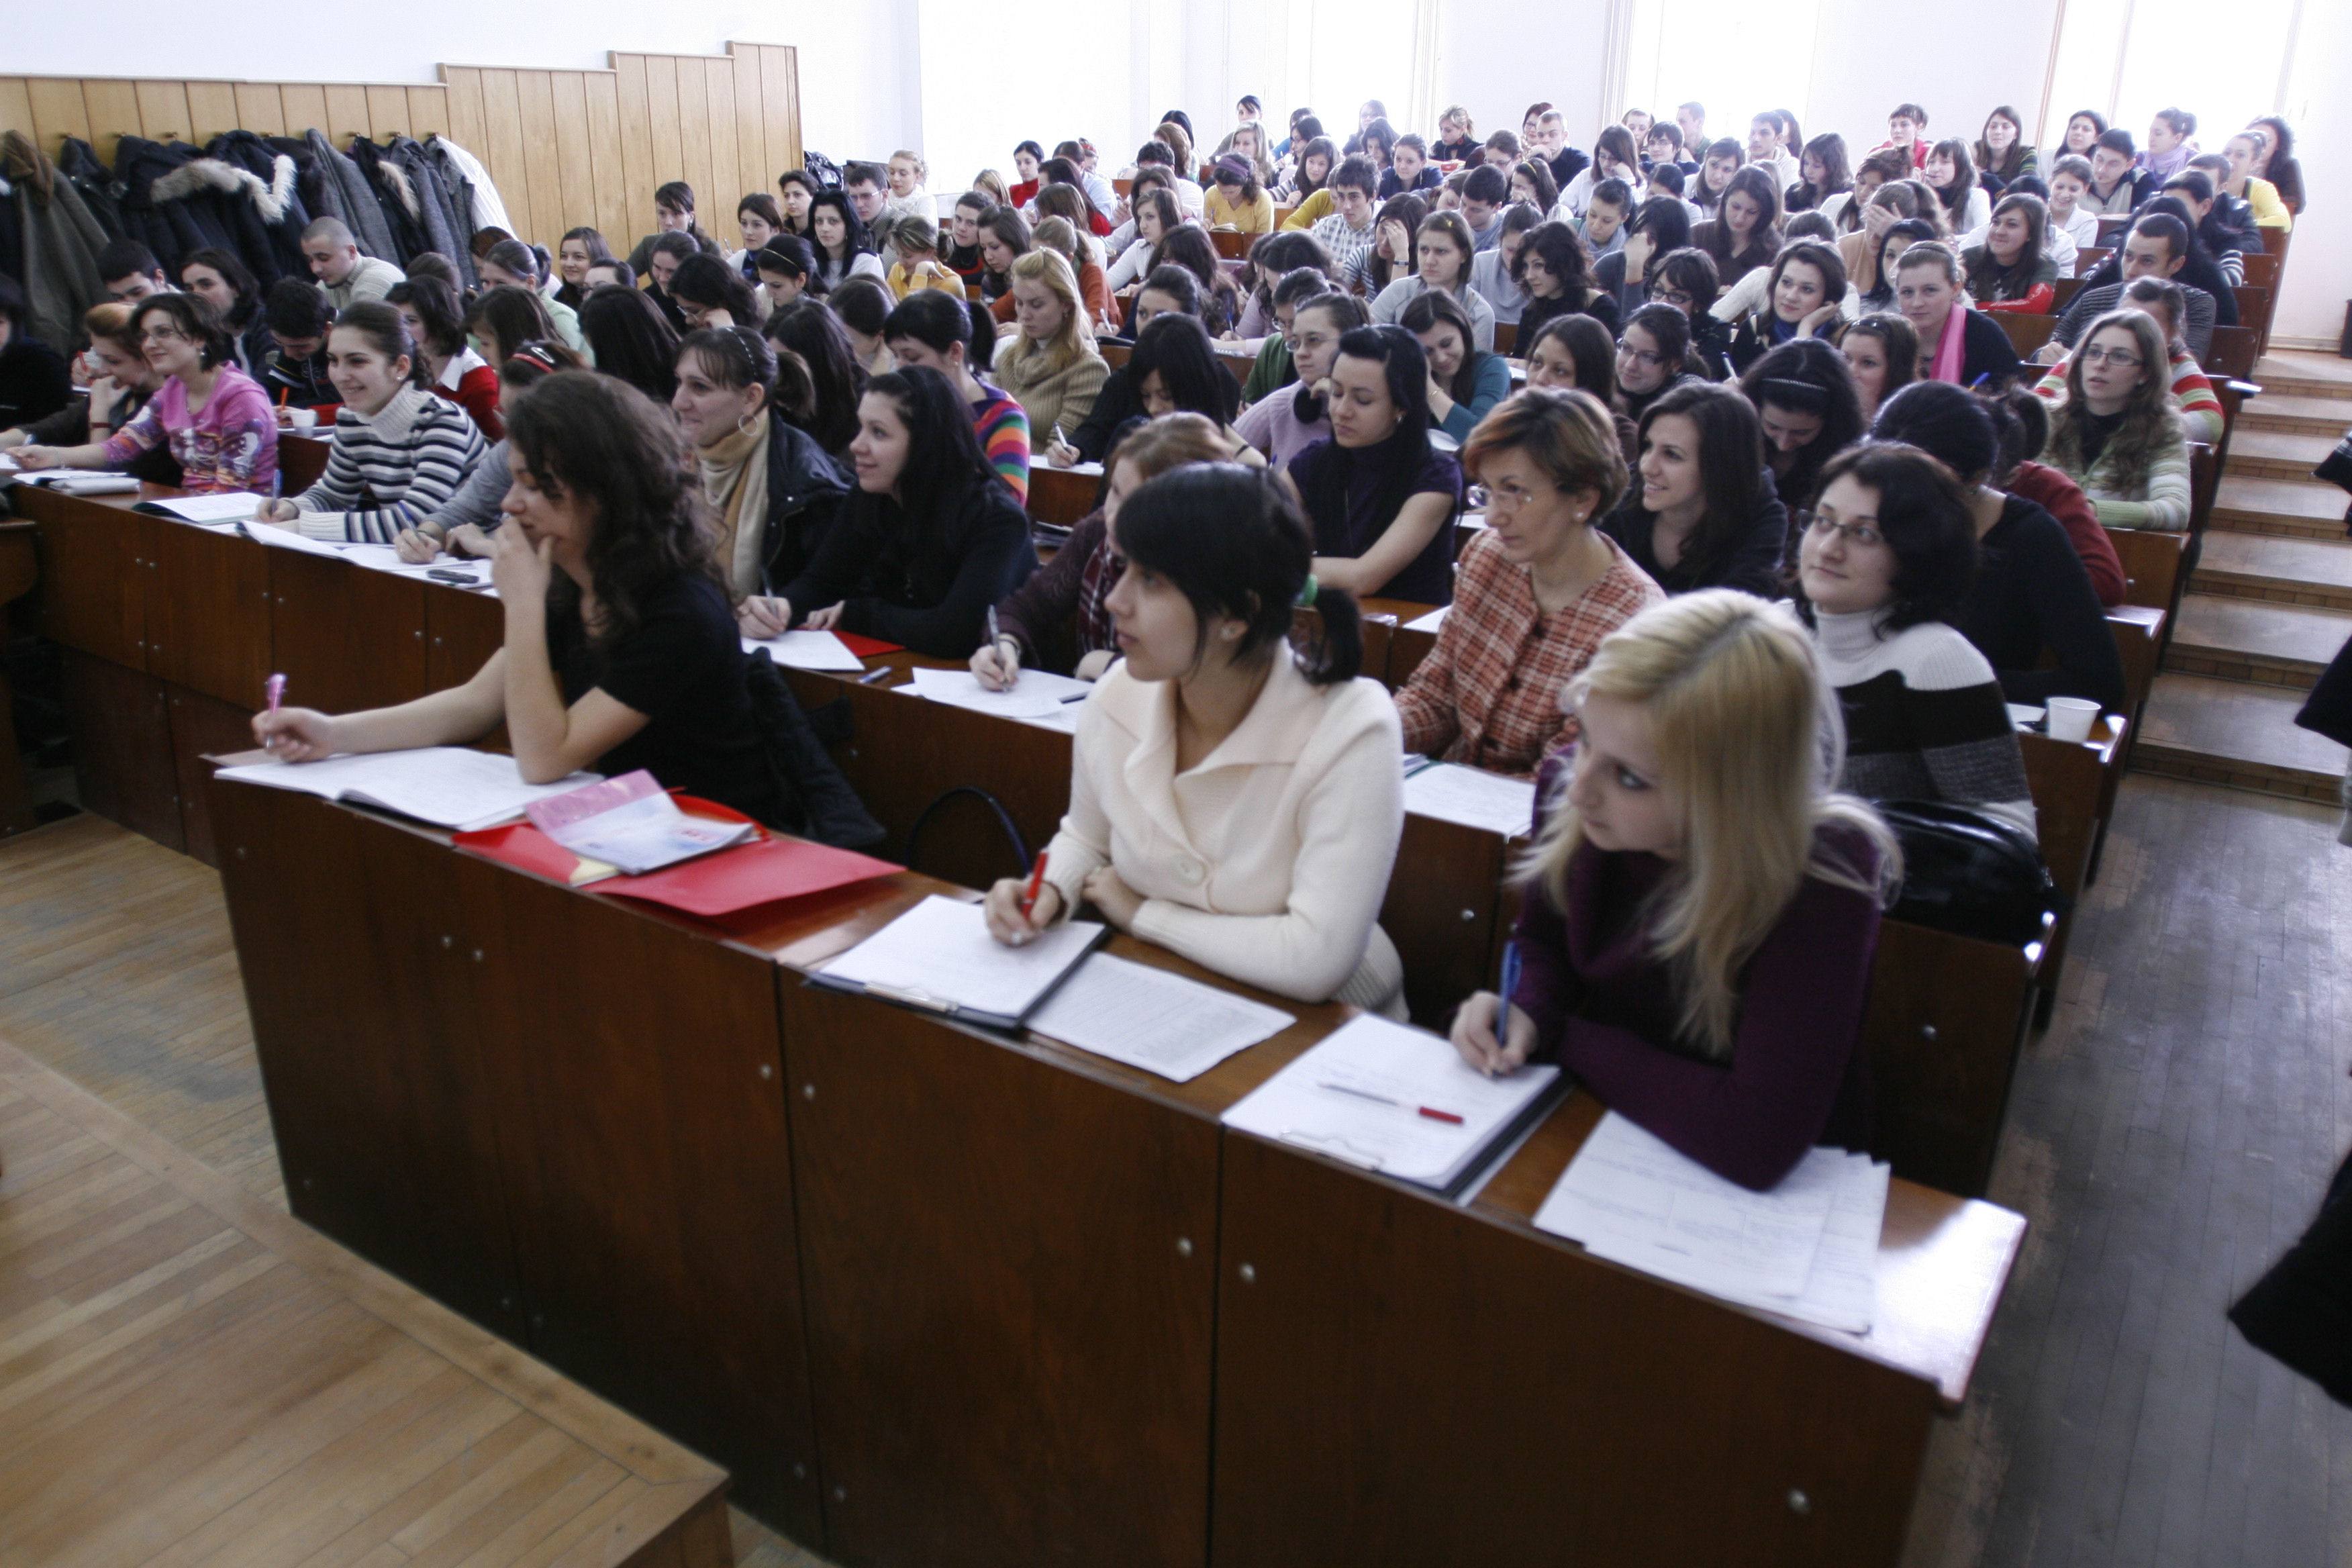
[{"x1": 1877, "y1": 799, "x2": 2068, "y2": 947}]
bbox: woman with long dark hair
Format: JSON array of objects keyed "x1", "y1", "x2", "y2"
[
  {"x1": 1285, "y1": 324, "x2": 1462, "y2": 603},
  {"x1": 1921, "y1": 138, "x2": 1989, "y2": 231},
  {"x1": 1975, "y1": 106, "x2": 2035, "y2": 188},
  {"x1": 1403, "y1": 290, "x2": 1509, "y2": 442},
  {"x1": 1723, "y1": 240, "x2": 1850, "y2": 375},
  {"x1": 1962, "y1": 193, "x2": 2057, "y2": 314},
  {"x1": 1514, "y1": 220, "x2": 1620, "y2": 340},
  {"x1": 983, "y1": 463, "x2": 1407, "y2": 1016},
  {"x1": 1737, "y1": 336, "x2": 1867, "y2": 510},
  {"x1": 176, "y1": 247, "x2": 269, "y2": 375},
  {"x1": 577, "y1": 283, "x2": 681, "y2": 405},
  {"x1": 767, "y1": 364, "x2": 1036, "y2": 656},
  {"x1": 387, "y1": 275, "x2": 501, "y2": 438},
  {"x1": 809, "y1": 190, "x2": 885, "y2": 290},
  {"x1": 1600, "y1": 379, "x2": 1785, "y2": 595},
  {"x1": 1690, "y1": 164, "x2": 1783, "y2": 284},
  {"x1": 763, "y1": 299, "x2": 867, "y2": 458}
]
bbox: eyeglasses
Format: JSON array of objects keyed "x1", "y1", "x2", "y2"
[
  {"x1": 1648, "y1": 288, "x2": 1693, "y2": 309},
  {"x1": 2077, "y1": 346, "x2": 2143, "y2": 368},
  {"x1": 1485, "y1": 478, "x2": 1557, "y2": 509},
  {"x1": 1615, "y1": 339, "x2": 1666, "y2": 369},
  {"x1": 140, "y1": 327, "x2": 187, "y2": 344},
  {"x1": 1802, "y1": 512, "x2": 1885, "y2": 548}
]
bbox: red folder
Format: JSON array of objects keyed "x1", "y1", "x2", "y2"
[
  {"x1": 456, "y1": 795, "x2": 899, "y2": 916},
  {"x1": 833, "y1": 632, "x2": 904, "y2": 658}
]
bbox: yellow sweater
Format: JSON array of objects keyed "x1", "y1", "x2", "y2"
[
  {"x1": 1206, "y1": 187, "x2": 1275, "y2": 234},
  {"x1": 887, "y1": 260, "x2": 967, "y2": 300},
  {"x1": 1281, "y1": 189, "x2": 1335, "y2": 231}
]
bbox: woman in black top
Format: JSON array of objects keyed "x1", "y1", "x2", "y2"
[
  {"x1": 763, "y1": 301, "x2": 866, "y2": 457},
  {"x1": 1601, "y1": 379, "x2": 1787, "y2": 595},
  {"x1": 1737, "y1": 337, "x2": 1866, "y2": 510},
  {"x1": 1283, "y1": 325, "x2": 1462, "y2": 605},
  {"x1": 1871, "y1": 381, "x2": 2124, "y2": 711},
  {"x1": 771, "y1": 365, "x2": 1036, "y2": 656},
  {"x1": 1514, "y1": 221, "x2": 1620, "y2": 341},
  {"x1": 1689, "y1": 164, "x2": 1783, "y2": 285},
  {"x1": 1593, "y1": 195, "x2": 1692, "y2": 317},
  {"x1": 251, "y1": 371, "x2": 791, "y2": 826},
  {"x1": 1070, "y1": 312, "x2": 1244, "y2": 464}
]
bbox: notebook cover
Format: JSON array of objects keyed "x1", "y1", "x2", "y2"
[{"x1": 832, "y1": 632, "x2": 905, "y2": 658}]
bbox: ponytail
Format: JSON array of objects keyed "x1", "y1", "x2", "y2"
[{"x1": 1299, "y1": 581, "x2": 1365, "y2": 686}]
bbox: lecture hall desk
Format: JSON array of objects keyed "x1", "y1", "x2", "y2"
[{"x1": 201, "y1": 765, "x2": 2023, "y2": 1568}]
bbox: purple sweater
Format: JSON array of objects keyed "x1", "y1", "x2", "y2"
[{"x1": 1508, "y1": 757, "x2": 1883, "y2": 1190}]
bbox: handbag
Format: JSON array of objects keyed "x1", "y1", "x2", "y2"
[{"x1": 1876, "y1": 799, "x2": 2068, "y2": 947}]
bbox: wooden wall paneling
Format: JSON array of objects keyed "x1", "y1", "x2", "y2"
[
  {"x1": 640, "y1": 56, "x2": 685, "y2": 219},
  {"x1": 81, "y1": 81, "x2": 140, "y2": 166},
  {"x1": 186, "y1": 81, "x2": 239, "y2": 142},
  {"x1": 0, "y1": 81, "x2": 34, "y2": 143},
  {"x1": 322, "y1": 83, "x2": 370, "y2": 144},
  {"x1": 700, "y1": 58, "x2": 740, "y2": 216},
  {"x1": 475, "y1": 70, "x2": 532, "y2": 249},
  {"x1": 770, "y1": 47, "x2": 803, "y2": 175},
  {"x1": 611, "y1": 53, "x2": 656, "y2": 242},
  {"x1": 549, "y1": 72, "x2": 598, "y2": 244},
  {"x1": 134, "y1": 79, "x2": 191, "y2": 144},
  {"x1": 731, "y1": 47, "x2": 769, "y2": 193},
  {"x1": 279, "y1": 83, "x2": 328, "y2": 139},
  {"x1": 582, "y1": 71, "x2": 628, "y2": 252},
  {"x1": 405, "y1": 84, "x2": 448, "y2": 140},
  {"x1": 440, "y1": 68, "x2": 486, "y2": 166},
  {"x1": 26, "y1": 77, "x2": 93, "y2": 152},
  {"x1": 233, "y1": 82, "x2": 286, "y2": 138},
  {"x1": 515, "y1": 69, "x2": 565, "y2": 241},
  {"x1": 365, "y1": 83, "x2": 409, "y2": 140}
]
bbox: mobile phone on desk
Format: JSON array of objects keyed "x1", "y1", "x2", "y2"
[{"x1": 426, "y1": 567, "x2": 479, "y2": 584}]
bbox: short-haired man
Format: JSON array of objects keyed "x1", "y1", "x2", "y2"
[
  {"x1": 97, "y1": 242, "x2": 174, "y2": 304},
  {"x1": 2046, "y1": 211, "x2": 2217, "y2": 362},
  {"x1": 1309, "y1": 154, "x2": 1383, "y2": 284},
  {"x1": 1536, "y1": 109, "x2": 1589, "y2": 191},
  {"x1": 1459, "y1": 164, "x2": 1510, "y2": 250},
  {"x1": 1748, "y1": 114, "x2": 1798, "y2": 190},
  {"x1": 1645, "y1": 122, "x2": 1688, "y2": 172},
  {"x1": 258, "y1": 277, "x2": 338, "y2": 415},
  {"x1": 2088, "y1": 130, "x2": 2156, "y2": 215},
  {"x1": 583, "y1": 257, "x2": 634, "y2": 291},
  {"x1": 1675, "y1": 103, "x2": 1706, "y2": 158},
  {"x1": 301, "y1": 217, "x2": 404, "y2": 308}
]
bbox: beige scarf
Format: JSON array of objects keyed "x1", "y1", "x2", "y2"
[{"x1": 698, "y1": 411, "x2": 771, "y2": 595}]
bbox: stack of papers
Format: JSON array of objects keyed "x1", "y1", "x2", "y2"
[
  {"x1": 1028, "y1": 954, "x2": 1293, "y2": 1081},
  {"x1": 1534, "y1": 1112, "x2": 1890, "y2": 1333},
  {"x1": 132, "y1": 493, "x2": 266, "y2": 522},
  {"x1": 215, "y1": 748, "x2": 599, "y2": 832},
  {"x1": 1402, "y1": 761, "x2": 1537, "y2": 838},
  {"x1": 525, "y1": 770, "x2": 756, "y2": 876},
  {"x1": 12, "y1": 471, "x2": 140, "y2": 495},
  {"x1": 814, "y1": 893, "x2": 1106, "y2": 1030},
  {"x1": 904, "y1": 666, "x2": 1093, "y2": 720},
  {"x1": 240, "y1": 520, "x2": 355, "y2": 558},
  {"x1": 742, "y1": 630, "x2": 865, "y2": 671},
  {"x1": 1222, "y1": 1014, "x2": 1564, "y2": 1194}
]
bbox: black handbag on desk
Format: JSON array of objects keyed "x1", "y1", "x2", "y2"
[{"x1": 1876, "y1": 799, "x2": 2068, "y2": 947}]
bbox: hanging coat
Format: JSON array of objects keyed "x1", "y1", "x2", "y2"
[
  {"x1": 346, "y1": 136, "x2": 430, "y2": 265},
  {"x1": 2, "y1": 132, "x2": 115, "y2": 352},
  {"x1": 112, "y1": 138, "x2": 234, "y2": 277},
  {"x1": 425, "y1": 137, "x2": 513, "y2": 242},
  {"x1": 384, "y1": 136, "x2": 475, "y2": 285},
  {"x1": 201, "y1": 130, "x2": 311, "y2": 282},
  {"x1": 304, "y1": 130, "x2": 397, "y2": 262},
  {"x1": 54, "y1": 139, "x2": 124, "y2": 243},
  {"x1": 268, "y1": 135, "x2": 340, "y2": 236}
]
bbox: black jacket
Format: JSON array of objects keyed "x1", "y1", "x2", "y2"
[
  {"x1": 775, "y1": 474, "x2": 1037, "y2": 657},
  {"x1": 0, "y1": 338, "x2": 72, "y2": 430},
  {"x1": 1959, "y1": 494, "x2": 2128, "y2": 710},
  {"x1": 758, "y1": 417, "x2": 854, "y2": 591},
  {"x1": 1601, "y1": 465, "x2": 1790, "y2": 597}
]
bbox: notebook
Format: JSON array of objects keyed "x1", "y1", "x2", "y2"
[
  {"x1": 742, "y1": 630, "x2": 866, "y2": 671},
  {"x1": 525, "y1": 771, "x2": 757, "y2": 877},
  {"x1": 215, "y1": 748, "x2": 599, "y2": 832},
  {"x1": 132, "y1": 492, "x2": 268, "y2": 522},
  {"x1": 1028, "y1": 954, "x2": 1294, "y2": 1082},
  {"x1": 1221, "y1": 1014, "x2": 1565, "y2": 1195},
  {"x1": 1402, "y1": 762, "x2": 1538, "y2": 838},
  {"x1": 812, "y1": 892, "x2": 1105, "y2": 1030}
]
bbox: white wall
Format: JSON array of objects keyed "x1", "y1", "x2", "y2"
[
  {"x1": 1431, "y1": 0, "x2": 1606, "y2": 147},
  {"x1": 1806, "y1": 0, "x2": 2065, "y2": 157},
  {"x1": 6, "y1": 2, "x2": 916, "y2": 170}
]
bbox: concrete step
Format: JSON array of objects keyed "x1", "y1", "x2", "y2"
[
  {"x1": 2224, "y1": 426, "x2": 2337, "y2": 482},
  {"x1": 2190, "y1": 531, "x2": 2352, "y2": 612},
  {"x1": 2164, "y1": 594, "x2": 2351, "y2": 689},
  {"x1": 2132, "y1": 673, "x2": 2346, "y2": 804},
  {"x1": 2235, "y1": 393, "x2": 2352, "y2": 439},
  {"x1": 2212, "y1": 474, "x2": 2349, "y2": 539},
  {"x1": 2249, "y1": 352, "x2": 2352, "y2": 401}
]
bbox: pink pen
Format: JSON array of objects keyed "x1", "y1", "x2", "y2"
[{"x1": 263, "y1": 673, "x2": 286, "y2": 749}]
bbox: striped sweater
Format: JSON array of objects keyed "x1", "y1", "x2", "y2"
[
  {"x1": 972, "y1": 386, "x2": 1031, "y2": 505},
  {"x1": 295, "y1": 388, "x2": 489, "y2": 544},
  {"x1": 1814, "y1": 609, "x2": 2038, "y2": 842}
]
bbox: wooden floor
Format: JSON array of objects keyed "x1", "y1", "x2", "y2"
[{"x1": 3, "y1": 778, "x2": 2348, "y2": 1567}]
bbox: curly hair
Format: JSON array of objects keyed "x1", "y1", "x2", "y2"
[{"x1": 2045, "y1": 310, "x2": 2178, "y2": 500}]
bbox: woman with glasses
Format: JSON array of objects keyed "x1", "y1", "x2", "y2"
[
  {"x1": 1794, "y1": 441, "x2": 2036, "y2": 840},
  {"x1": 1236, "y1": 293, "x2": 1368, "y2": 469},
  {"x1": 2041, "y1": 311, "x2": 2190, "y2": 530},
  {"x1": 1600, "y1": 379, "x2": 1785, "y2": 597},
  {"x1": 15, "y1": 292, "x2": 278, "y2": 493},
  {"x1": 1392, "y1": 388, "x2": 1663, "y2": 779},
  {"x1": 1610, "y1": 302, "x2": 1693, "y2": 427}
]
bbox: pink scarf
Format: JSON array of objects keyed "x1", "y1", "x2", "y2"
[{"x1": 1929, "y1": 301, "x2": 1970, "y2": 384}]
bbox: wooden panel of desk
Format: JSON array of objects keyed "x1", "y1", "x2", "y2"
[{"x1": 202, "y1": 771, "x2": 2022, "y2": 1568}]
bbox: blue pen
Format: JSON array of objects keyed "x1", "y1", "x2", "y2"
[{"x1": 1496, "y1": 940, "x2": 1522, "y2": 1072}]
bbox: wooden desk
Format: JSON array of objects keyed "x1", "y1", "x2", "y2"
[
  {"x1": 1027, "y1": 461, "x2": 1100, "y2": 526},
  {"x1": 0, "y1": 519, "x2": 38, "y2": 836},
  {"x1": 2020, "y1": 718, "x2": 2127, "y2": 1020}
]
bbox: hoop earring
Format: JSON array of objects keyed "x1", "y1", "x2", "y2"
[{"x1": 737, "y1": 409, "x2": 761, "y2": 437}]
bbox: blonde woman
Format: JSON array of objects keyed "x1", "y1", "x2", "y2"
[
  {"x1": 1451, "y1": 590, "x2": 1902, "y2": 1191},
  {"x1": 990, "y1": 248, "x2": 1109, "y2": 452},
  {"x1": 2043, "y1": 310, "x2": 2190, "y2": 530}
]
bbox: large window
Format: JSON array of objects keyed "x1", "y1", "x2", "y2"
[
  {"x1": 2045, "y1": 0, "x2": 2304, "y2": 152},
  {"x1": 1621, "y1": 0, "x2": 1822, "y2": 153}
]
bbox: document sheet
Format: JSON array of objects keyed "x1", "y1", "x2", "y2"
[
  {"x1": 1403, "y1": 762, "x2": 1538, "y2": 837},
  {"x1": 1028, "y1": 953, "x2": 1294, "y2": 1081},
  {"x1": 216, "y1": 748, "x2": 599, "y2": 832},
  {"x1": 742, "y1": 630, "x2": 866, "y2": 671},
  {"x1": 817, "y1": 893, "x2": 1105, "y2": 1026},
  {"x1": 905, "y1": 666, "x2": 1094, "y2": 720}
]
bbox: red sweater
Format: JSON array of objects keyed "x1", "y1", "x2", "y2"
[
  {"x1": 434, "y1": 360, "x2": 503, "y2": 442},
  {"x1": 2009, "y1": 460, "x2": 2127, "y2": 607}
]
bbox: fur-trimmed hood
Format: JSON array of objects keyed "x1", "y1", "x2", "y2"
[
  {"x1": 152, "y1": 154, "x2": 297, "y2": 222},
  {"x1": 374, "y1": 156, "x2": 420, "y2": 220}
]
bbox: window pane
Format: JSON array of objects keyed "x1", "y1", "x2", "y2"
[
  {"x1": 1625, "y1": 0, "x2": 1821, "y2": 154},
  {"x1": 2115, "y1": 0, "x2": 2296, "y2": 152}
]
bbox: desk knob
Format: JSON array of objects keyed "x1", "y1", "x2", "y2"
[
  {"x1": 1460, "y1": 908, "x2": 1475, "y2": 922},
  {"x1": 793, "y1": 1463, "x2": 807, "y2": 1480},
  {"x1": 833, "y1": 1485, "x2": 848, "y2": 1502},
  {"x1": 1176, "y1": 1236, "x2": 1193, "y2": 1257},
  {"x1": 1920, "y1": 1025, "x2": 1938, "y2": 1042},
  {"x1": 803, "y1": 1083, "x2": 816, "y2": 1099},
  {"x1": 1786, "y1": 1489, "x2": 1812, "y2": 1515},
  {"x1": 758, "y1": 1063, "x2": 773, "y2": 1079},
  {"x1": 1238, "y1": 1263, "x2": 1256, "y2": 1284},
  {"x1": 440, "y1": 935, "x2": 454, "y2": 949}
]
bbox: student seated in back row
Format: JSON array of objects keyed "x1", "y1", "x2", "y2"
[
  {"x1": 395, "y1": 342, "x2": 584, "y2": 562},
  {"x1": 1, "y1": 303, "x2": 171, "y2": 481},
  {"x1": 985, "y1": 464, "x2": 1409, "y2": 1016},
  {"x1": 1451, "y1": 591, "x2": 1902, "y2": 1191},
  {"x1": 1393, "y1": 388, "x2": 1664, "y2": 779},
  {"x1": 254, "y1": 372, "x2": 797, "y2": 828}
]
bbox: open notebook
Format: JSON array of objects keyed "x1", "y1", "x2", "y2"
[
  {"x1": 812, "y1": 893, "x2": 1106, "y2": 1031},
  {"x1": 215, "y1": 748, "x2": 599, "y2": 832}
]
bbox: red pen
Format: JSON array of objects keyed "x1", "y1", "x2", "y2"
[{"x1": 1019, "y1": 850, "x2": 1050, "y2": 921}]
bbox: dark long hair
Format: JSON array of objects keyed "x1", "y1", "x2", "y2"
[
  {"x1": 1364, "y1": 194, "x2": 1428, "y2": 293},
  {"x1": 1975, "y1": 107, "x2": 2029, "y2": 182},
  {"x1": 856, "y1": 366, "x2": 998, "y2": 536},
  {"x1": 577, "y1": 284, "x2": 681, "y2": 403},
  {"x1": 1738, "y1": 337, "x2": 1867, "y2": 508},
  {"x1": 1794, "y1": 441, "x2": 1977, "y2": 632},
  {"x1": 506, "y1": 370, "x2": 726, "y2": 646},
  {"x1": 1516, "y1": 220, "x2": 1598, "y2": 301},
  {"x1": 1116, "y1": 464, "x2": 1364, "y2": 685},
  {"x1": 757, "y1": 234, "x2": 828, "y2": 299},
  {"x1": 385, "y1": 275, "x2": 467, "y2": 359},
  {"x1": 1700, "y1": 166, "x2": 1783, "y2": 267},
  {"x1": 669, "y1": 252, "x2": 761, "y2": 322},
  {"x1": 1790, "y1": 134, "x2": 1853, "y2": 211},
  {"x1": 809, "y1": 191, "x2": 876, "y2": 268},
  {"x1": 466, "y1": 283, "x2": 556, "y2": 366},
  {"x1": 1528, "y1": 312, "x2": 1618, "y2": 399},
  {"x1": 1969, "y1": 193, "x2": 2050, "y2": 303},
  {"x1": 1400, "y1": 289, "x2": 1488, "y2": 405},
  {"x1": 1622, "y1": 380, "x2": 1765, "y2": 582},
  {"x1": 1926, "y1": 138, "x2": 1978, "y2": 226},
  {"x1": 1299, "y1": 325, "x2": 1436, "y2": 556},
  {"x1": 178, "y1": 246, "x2": 260, "y2": 331},
  {"x1": 1129, "y1": 313, "x2": 1239, "y2": 423},
  {"x1": 763, "y1": 300, "x2": 864, "y2": 454}
]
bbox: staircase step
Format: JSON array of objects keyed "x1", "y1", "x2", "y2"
[
  {"x1": 2212, "y1": 475, "x2": 2349, "y2": 539},
  {"x1": 2249, "y1": 352, "x2": 2352, "y2": 401},
  {"x1": 2224, "y1": 427, "x2": 2337, "y2": 482},
  {"x1": 2164, "y1": 595, "x2": 2351, "y2": 687},
  {"x1": 2236, "y1": 393, "x2": 2352, "y2": 439},
  {"x1": 2133, "y1": 674, "x2": 2346, "y2": 803},
  {"x1": 2190, "y1": 531, "x2": 2352, "y2": 611}
]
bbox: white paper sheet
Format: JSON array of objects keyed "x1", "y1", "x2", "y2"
[
  {"x1": 741, "y1": 630, "x2": 865, "y2": 671},
  {"x1": 1403, "y1": 606, "x2": 1449, "y2": 632},
  {"x1": 215, "y1": 748, "x2": 599, "y2": 832},
  {"x1": 138, "y1": 491, "x2": 269, "y2": 522},
  {"x1": 1222, "y1": 1014, "x2": 1562, "y2": 1189},
  {"x1": 241, "y1": 521, "x2": 358, "y2": 558},
  {"x1": 18, "y1": 472, "x2": 140, "y2": 494},
  {"x1": 1028, "y1": 953, "x2": 1293, "y2": 1082},
  {"x1": 906, "y1": 665, "x2": 1094, "y2": 720},
  {"x1": 818, "y1": 893, "x2": 1105, "y2": 1024},
  {"x1": 1404, "y1": 763, "x2": 1537, "y2": 838}
]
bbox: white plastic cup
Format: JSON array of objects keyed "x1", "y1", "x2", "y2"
[
  {"x1": 287, "y1": 407, "x2": 318, "y2": 430},
  {"x1": 2046, "y1": 696, "x2": 2100, "y2": 743}
]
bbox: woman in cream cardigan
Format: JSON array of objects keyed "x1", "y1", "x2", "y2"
[
  {"x1": 989, "y1": 248, "x2": 1109, "y2": 451},
  {"x1": 985, "y1": 462, "x2": 1409, "y2": 1015}
]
